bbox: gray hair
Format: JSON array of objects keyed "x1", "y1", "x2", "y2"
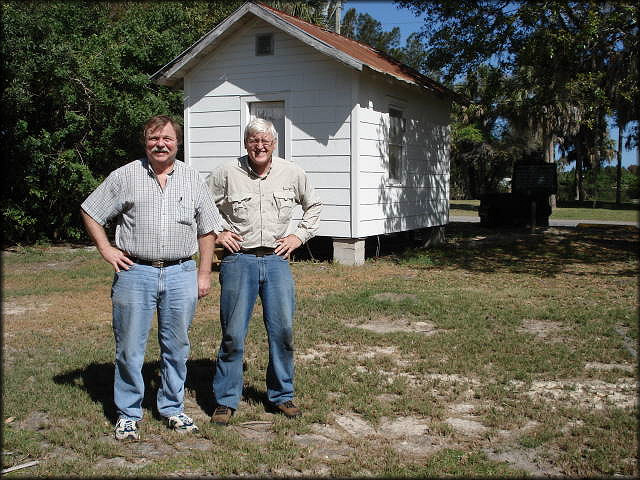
[{"x1": 244, "y1": 118, "x2": 278, "y2": 144}]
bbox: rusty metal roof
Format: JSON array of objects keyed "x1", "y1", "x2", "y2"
[
  {"x1": 256, "y1": 2, "x2": 456, "y2": 99},
  {"x1": 151, "y1": 1, "x2": 462, "y2": 103}
]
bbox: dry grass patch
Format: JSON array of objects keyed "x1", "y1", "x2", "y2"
[
  {"x1": 298, "y1": 343, "x2": 418, "y2": 367},
  {"x1": 293, "y1": 261, "x2": 416, "y2": 298},
  {"x1": 2, "y1": 297, "x2": 52, "y2": 317},
  {"x1": 2, "y1": 224, "x2": 638, "y2": 477},
  {"x1": 6, "y1": 290, "x2": 110, "y2": 322},
  {"x1": 346, "y1": 314, "x2": 438, "y2": 334},
  {"x1": 516, "y1": 319, "x2": 569, "y2": 340},
  {"x1": 511, "y1": 379, "x2": 637, "y2": 410},
  {"x1": 584, "y1": 361, "x2": 634, "y2": 372}
]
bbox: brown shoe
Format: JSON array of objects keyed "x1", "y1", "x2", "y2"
[
  {"x1": 210, "y1": 405, "x2": 234, "y2": 425},
  {"x1": 274, "y1": 400, "x2": 302, "y2": 418}
]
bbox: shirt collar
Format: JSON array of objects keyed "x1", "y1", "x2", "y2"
[
  {"x1": 143, "y1": 157, "x2": 178, "y2": 177},
  {"x1": 242, "y1": 155, "x2": 273, "y2": 179}
]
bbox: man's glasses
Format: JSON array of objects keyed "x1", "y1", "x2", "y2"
[{"x1": 247, "y1": 138, "x2": 273, "y2": 146}]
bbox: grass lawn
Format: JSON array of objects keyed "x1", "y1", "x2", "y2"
[
  {"x1": 2, "y1": 223, "x2": 638, "y2": 477},
  {"x1": 450, "y1": 199, "x2": 639, "y2": 223}
]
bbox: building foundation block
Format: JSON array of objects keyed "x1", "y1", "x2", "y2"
[{"x1": 332, "y1": 237, "x2": 366, "y2": 266}]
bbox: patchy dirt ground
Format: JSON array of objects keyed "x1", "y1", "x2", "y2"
[
  {"x1": 2, "y1": 299, "x2": 52, "y2": 316},
  {"x1": 15, "y1": 406, "x2": 561, "y2": 477},
  {"x1": 13, "y1": 327, "x2": 636, "y2": 477},
  {"x1": 3, "y1": 226, "x2": 637, "y2": 477}
]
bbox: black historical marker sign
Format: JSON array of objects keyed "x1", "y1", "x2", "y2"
[{"x1": 512, "y1": 164, "x2": 557, "y2": 194}]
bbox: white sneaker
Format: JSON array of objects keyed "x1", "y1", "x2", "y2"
[
  {"x1": 114, "y1": 417, "x2": 139, "y2": 441},
  {"x1": 167, "y1": 413, "x2": 199, "y2": 433}
]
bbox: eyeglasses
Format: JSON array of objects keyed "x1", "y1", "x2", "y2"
[
  {"x1": 247, "y1": 138, "x2": 273, "y2": 146},
  {"x1": 147, "y1": 135, "x2": 176, "y2": 144}
]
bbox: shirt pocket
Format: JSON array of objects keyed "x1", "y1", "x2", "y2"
[
  {"x1": 229, "y1": 193, "x2": 251, "y2": 223},
  {"x1": 273, "y1": 190, "x2": 295, "y2": 223},
  {"x1": 177, "y1": 198, "x2": 195, "y2": 226}
]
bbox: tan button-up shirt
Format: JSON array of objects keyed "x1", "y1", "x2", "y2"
[{"x1": 207, "y1": 156, "x2": 322, "y2": 248}]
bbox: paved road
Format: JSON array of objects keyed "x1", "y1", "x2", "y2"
[{"x1": 450, "y1": 215, "x2": 639, "y2": 227}]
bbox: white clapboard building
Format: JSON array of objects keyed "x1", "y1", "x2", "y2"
[{"x1": 151, "y1": 1, "x2": 461, "y2": 265}]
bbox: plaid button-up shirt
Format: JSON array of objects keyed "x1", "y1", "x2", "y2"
[
  {"x1": 82, "y1": 158, "x2": 223, "y2": 261},
  {"x1": 207, "y1": 155, "x2": 322, "y2": 248}
]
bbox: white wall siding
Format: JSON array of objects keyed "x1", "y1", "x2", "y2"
[
  {"x1": 190, "y1": 96, "x2": 240, "y2": 113},
  {"x1": 190, "y1": 142, "x2": 242, "y2": 157},
  {"x1": 308, "y1": 172, "x2": 351, "y2": 189},
  {"x1": 358, "y1": 182, "x2": 449, "y2": 204},
  {"x1": 354, "y1": 73, "x2": 451, "y2": 236},
  {"x1": 357, "y1": 172, "x2": 450, "y2": 189},
  {"x1": 291, "y1": 121, "x2": 350, "y2": 140},
  {"x1": 316, "y1": 188, "x2": 350, "y2": 204},
  {"x1": 359, "y1": 200, "x2": 448, "y2": 220},
  {"x1": 293, "y1": 155, "x2": 350, "y2": 173},
  {"x1": 291, "y1": 138, "x2": 350, "y2": 156},
  {"x1": 183, "y1": 17, "x2": 354, "y2": 238},
  {"x1": 190, "y1": 111, "x2": 240, "y2": 127},
  {"x1": 190, "y1": 125, "x2": 240, "y2": 142},
  {"x1": 358, "y1": 212, "x2": 448, "y2": 238}
]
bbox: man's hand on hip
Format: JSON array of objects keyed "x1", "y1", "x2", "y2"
[
  {"x1": 274, "y1": 234, "x2": 302, "y2": 259},
  {"x1": 216, "y1": 230, "x2": 244, "y2": 252},
  {"x1": 99, "y1": 245, "x2": 134, "y2": 272}
]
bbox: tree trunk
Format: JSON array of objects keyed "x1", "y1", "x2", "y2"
[
  {"x1": 616, "y1": 126, "x2": 622, "y2": 204},
  {"x1": 575, "y1": 149, "x2": 584, "y2": 201},
  {"x1": 543, "y1": 130, "x2": 557, "y2": 207},
  {"x1": 588, "y1": 150, "x2": 596, "y2": 203},
  {"x1": 468, "y1": 165, "x2": 477, "y2": 199}
]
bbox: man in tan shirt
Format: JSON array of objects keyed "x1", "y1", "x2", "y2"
[{"x1": 207, "y1": 118, "x2": 322, "y2": 425}]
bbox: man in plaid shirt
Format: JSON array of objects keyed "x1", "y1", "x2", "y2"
[{"x1": 81, "y1": 115, "x2": 223, "y2": 441}]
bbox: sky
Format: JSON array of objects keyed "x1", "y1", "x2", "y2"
[{"x1": 342, "y1": 1, "x2": 638, "y2": 168}]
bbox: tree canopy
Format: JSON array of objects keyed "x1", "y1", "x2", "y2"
[
  {"x1": 1, "y1": 1, "x2": 241, "y2": 244},
  {"x1": 396, "y1": 0, "x2": 638, "y2": 199}
]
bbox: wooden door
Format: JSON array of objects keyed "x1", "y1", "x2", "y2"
[{"x1": 249, "y1": 101, "x2": 285, "y2": 158}]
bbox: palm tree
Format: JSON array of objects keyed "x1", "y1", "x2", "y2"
[
  {"x1": 503, "y1": 66, "x2": 583, "y2": 206},
  {"x1": 609, "y1": 49, "x2": 638, "y2": 204},
  {"x1": 265, "y1": 1, "x2": 339, "y2": 29}
]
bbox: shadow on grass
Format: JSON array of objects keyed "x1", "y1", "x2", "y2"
[
  {"x1": 53, "y1": 359, "x2": 273, "y2": 423},
  {"x1": 399, "y1": 222, "x2": 639, "y2": 277},
  {"x1": 291, "y1": 222, "x2": 637, "y2": 277}
]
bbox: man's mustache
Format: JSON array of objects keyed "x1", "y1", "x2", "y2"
[{"x1": 152, "y1": 146, "x2": 170, "y2": 153}]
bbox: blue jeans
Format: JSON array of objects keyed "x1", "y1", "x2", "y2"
[
  {"x1": 111, "y1": 260, "x2": 197, "y2": 421},
  {"x1": 213, "y1": 253, "x2": 295, "y2": 409}
]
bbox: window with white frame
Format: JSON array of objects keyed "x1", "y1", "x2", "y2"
[{"x1": 388, "y1": 107, "x2": 406, "y2": 181}]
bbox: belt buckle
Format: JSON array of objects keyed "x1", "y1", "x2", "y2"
[{"x1": 151, "y1": 260, "x2": 164, "y2": 268}]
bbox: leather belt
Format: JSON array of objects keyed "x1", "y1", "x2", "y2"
[
  {"x1": 239, "y1": 247, "x2": 276, "y2": 257},
  {"x1": 130, "y1": 257, "x2": 192, "y2": 268}
]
